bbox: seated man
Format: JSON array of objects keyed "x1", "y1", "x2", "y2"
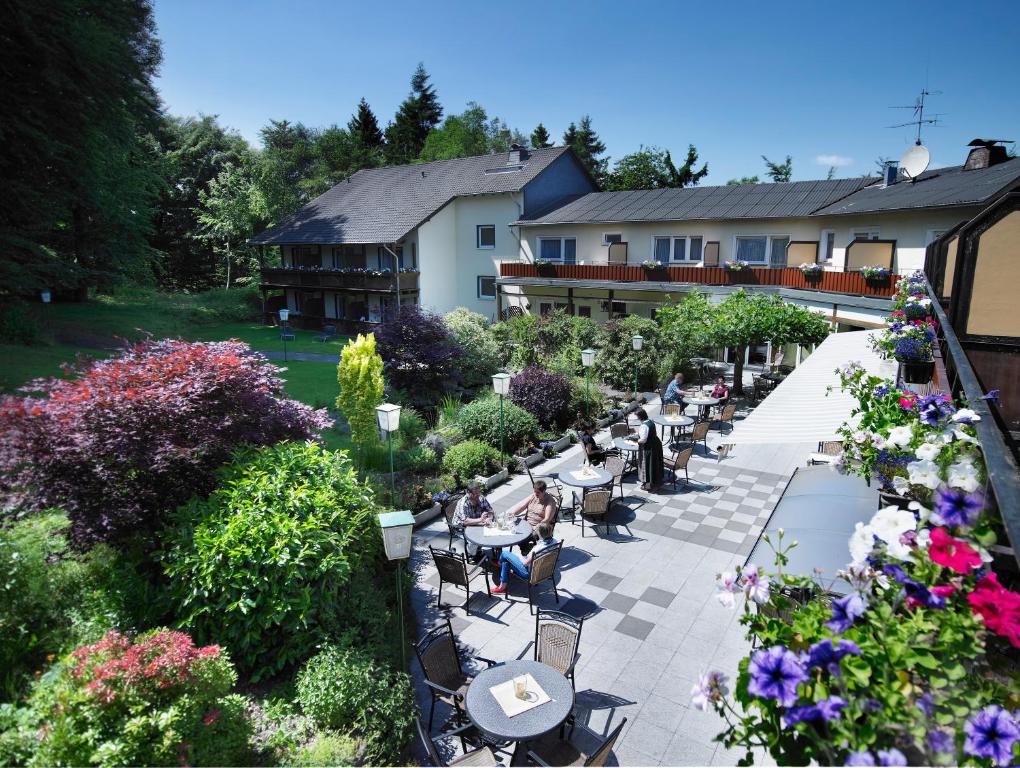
[
  {"x1": 453, "y1": 481, "x2": 493, "y2": 562},
  {"x1": 662, "y1": 372, "x2": 686, "y2": 404},
  {"x1": 491, "y1": 522, "x2": 557, "y2": 596},
  {"x1": 577, "y1": 422, "x2": 606, "y2": 465},
  {"x1": 509, "y1": 480, "x2": 558, "y2": 554}
]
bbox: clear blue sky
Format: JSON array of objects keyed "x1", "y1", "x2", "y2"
[{"x1": 153, "y1": 0, "x2": 1020, "y2": 184}]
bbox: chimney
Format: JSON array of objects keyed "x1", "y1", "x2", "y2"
[
  {"x1": 508, "y1": 143, "x2": 528, "y2": 165},
  {"x1": 882, "y1": 160, "x2": 899, "y2": 188},
  {"x1": 964, "y1": 139, "x2": 1012, "y2": 170}
]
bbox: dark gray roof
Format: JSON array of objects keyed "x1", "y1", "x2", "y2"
[
  {"x1": 811, "y1": 158, "x2": 1020, "y2": 216},
  {"x1": 516, "y1": 177, "x2": 875, "y2": 225},
  {"x1": 251, "y1": 146, "x2": 573, "y2": 245},
  {"x1": 518, "y1": 158, "x2": 1020, "y2": 225}
]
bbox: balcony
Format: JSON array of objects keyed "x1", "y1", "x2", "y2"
[
  {"x1": 498, "y1": 262, "x2": 897, "y2": 298},
  {"x1": 260, "y1": 267, "x2": 419, "y2": 293}
]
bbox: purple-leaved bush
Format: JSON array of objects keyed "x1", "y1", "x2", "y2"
[
  {"x1": 509, "y1": 365, "x2": 572, "y2": 428},
  {"x1": 0, "y1": 339, "x2": 330, "y2": 548},
  {"x1": 375, "y1": 305, "x2": 464, "y2": 410}
]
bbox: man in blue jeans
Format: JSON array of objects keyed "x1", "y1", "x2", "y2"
[{"x1": 491, "y1": 522, "x2": 557, "y2": 596}]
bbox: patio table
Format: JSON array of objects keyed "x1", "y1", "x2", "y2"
[
  {"x1": 463, "y1": 519, "x2": 533, "y2": 553},
  {"x1": 683, "y1": 395, "x2": 719, "y2": 422},
  {"x1": 762, "y1": 371, "x2": 787, "y2": 383},
  {"x1": 465, "y1": 659, "x2": 575, "y2": 766},
  {"x1": 561, "y1": 465, "x2": 613, "y2": 492},
  {"x1": 651, "y1": 412, "x2": 694, "y2": 443}
]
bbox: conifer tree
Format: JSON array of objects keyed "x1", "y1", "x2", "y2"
[
  {"x1": 762, "y1": 154, "x2": 793, "y2": 182},
  {"x1": 530, "y1": 123, "x2": 552, "y2": 148},
  {"x1": 348, "y1": 97, "x2": 384, "y2": 150},
  {"x1": 384, "y1": 63, "x2": 443, "y2": 165},
  {"x1": 563, "y1": 115, "x2": 608, "y2": 183}
]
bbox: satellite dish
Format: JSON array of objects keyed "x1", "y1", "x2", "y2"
[{"x1": 900, "y1": 144, "x2": 930, "y2": 179}]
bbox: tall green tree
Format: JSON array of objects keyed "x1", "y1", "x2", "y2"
[
  {"x1": 655, "y1": 290, "x2": 715, "y2": 378},
  {"x1": 604, "y1": 145, "x2": 709, "y2": 191},
  {"x1": 384, "y1": 63, "x2": 443, "y2": 165},
  {"x1": 196, "y1": 163, "x2": 260, "y2": 289},
  {"x1": 530, "y1": 124, "x2": 552, "y2": 148},
  {"x1": 0, "y1": 0, "x2": 164, "y2": 295},
  {"x1": 336, "y1": 334, "x2": 385, "y2": 464},
  {"x1": 762, "y1": 154, "x2": 793, "y2": 183},
  {"x1": 563, "y1": 116, "x2": 608, "y2": 184},
  {"x1": 419, "y1": 103, "x2": 524, "y2": 161},
  {"x1": 347, "y1": 98, "x2": 385, "y2": 172}
]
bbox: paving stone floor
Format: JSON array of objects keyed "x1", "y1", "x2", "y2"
[{"x1": 409, "y1": 397, "x2": 795, "y2": 766}]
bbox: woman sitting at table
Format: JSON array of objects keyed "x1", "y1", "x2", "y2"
[
  {"x1": 635, "y1": 408, "x2": 664, "y2": 492},
  {"x1": 508, "y1": 480, "x2": 558, "y2": 554},
  {"x1": 577, "y1": 422, "x2": 606, "y2": 465},
  {"x1": 491, "y1": 522, "x2": 557, "y2": 596},
  {"x1": 710, "y1": 377, "x2": 730, "y2": 404}
]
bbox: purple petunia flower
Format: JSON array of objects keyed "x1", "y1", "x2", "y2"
[
  {"x1": 782, "y1": 696, "x2": 847, "y2": 727},
  {"x1": 806, "y1": 639, "x2": 861, "y2": 675},
  {"x1": 827, "y1": 592, "x2": 867, "y2": 633},
  {"x1": 932, "y1": 487, "x2": 984, "y2": 528},
  {"x1": 747, "y1": 646, "x2": 808, "y2": 707},
  {"x1": 917, "y1": 393, "x2": 954, "y2": 426},
  {"x1": 928, "y1": 730, "x2": 953, "y2": 756},
  {"x1": 877, "y1": 748, "x2": 908, "y2": 766},
  {"x1": 983, "y1": 389, "x2": 1000, "y2": 406},
  {"x1": 873, "y1": 384, "x2": 891, "y2": 398},
  {"x1": 964, "y1": 706, "x2": 1020, "y2": 767},
  {"x1": 916, "y1": 692, "x2": 935, "y2": 718},
  {"x1": 881, "y1": 564, "x2": 946, "y2": 610},
  {"x1": 845, "y1": 751, "x2": 876, "y2": 766}
]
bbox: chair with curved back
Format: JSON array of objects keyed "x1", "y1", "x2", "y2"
[
  {"x1": 579, "y1": 488, "x2": 612, "y2": 538},
  {"x1": 415, "y1": 619, "x2": 497, "y2": 733},
  {"x1": 661, "y1": 402, "x2": 683, "y2": 416},
  {"x1": 415, "y1": 716, "x2": 495, "y2": 767},
  {"x1": 430, "y1": 547, "x2": 491, "y2": 615},
  {"x1": 534, "y1": 610, "x2": 582, "y2": 690},
  {"x1": 525, "y1": 464, "x2": 567, "y2": 516},
  {"x1": 662, "y1": 447, "x2": 694, "y2": 490},
  {"x1": 442, "y1": 493, "x2": 465, "y2": 551},
  {"x1": 604, "y1": 456, "x2": 627, "y2": 499},
  {"x1": 715, "y1": 403, "x2": 738, "y2": 433},
  {"x1": 684, "y1": 421, "x2": 710, "y2": 455},
  {"x1": 508, "y1": 541, "x2": 562, "y2": 614},
  {"x1": 609, "y1": 422, "x2": 633, "y2": 440},
  {"x1": 528, "y1": 717, "x2": 628, "y2": 767}
]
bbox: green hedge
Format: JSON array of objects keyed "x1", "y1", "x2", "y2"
[
  {"x1": 458, "y1": 396, "x2": 538, "y2": 455},
  {"x1": 441, "y1": 439, "x2": 502, "y2": 481}
]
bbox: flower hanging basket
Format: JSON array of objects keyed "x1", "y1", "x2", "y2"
[{"x1": 898, "y1": 359, "x2": 935, "y2": 384}]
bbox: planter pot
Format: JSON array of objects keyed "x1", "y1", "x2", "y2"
[
  {"x1": 802, "y1": 271, "x2": 823, "y2": 282},
  {"x1": 413, "y1": 502, "x2": 442, "y2": 527},
  {"x1": 476, "y1": 467, "x2": 509, "y2": 490},
  {"x1": 878, "y1": 491, "x2": 913, "y2": 510},
  {"x1": 516, "y1": 450, "x2": 544, "y2": 469},
  {"x1": 551, "y1": 434, "x2": 572, "y2": 452},
  {"x1": 642, "y1": 268, "x2": 668, "y2": 280},
  {"x1": 536, "y1": 264, "x2": 557, "y2": 277},
  {"x1": 898, "y1": 359, "x2": 935, "y2": 384},
  {"x1": 596, "y1": 416, "x2": 613, "y2": 428}
]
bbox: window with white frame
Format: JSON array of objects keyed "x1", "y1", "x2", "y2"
[
  {"x1": 477, "y1": 225, "x2": 496, "y2": 249},
  {"x1": 820, "y1": 230, "x2": 836, "y2": 261},
  {"x1": 602, "y1": 233, "x2": 623, "y2": 245},
  {"x1": 851, "y1": 227, "x2": 880, "y2": 241},
  {"x1": 477, "y1": 276, "x2": 496, "y2": 299},
  {"x1": 689, "y1": 236, "x2": 703, "y2": 261},
  {"x1": 538, "y1": 237, "x2": 576, "y2": 263},
  {"x1": 650, "y1": 236, "x2": 703, "y2": 262},
  {"x1": 734, "y1": 236, "x2": 769, "y2": 263}
]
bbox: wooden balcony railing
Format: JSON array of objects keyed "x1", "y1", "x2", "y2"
[
  {"x1": 260, "y1": 267, "x2": 419, "y2": 292},
  {"x1": 498, "y1": 262, "x2": 897, "y2": 298}
]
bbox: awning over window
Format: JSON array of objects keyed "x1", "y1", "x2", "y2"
[
  {"x1": 745, "y1": 465, "x2": 878, "y2": 592},
  {"x1": 725, "y1": 330, "x2": 896, "y2": 446}
]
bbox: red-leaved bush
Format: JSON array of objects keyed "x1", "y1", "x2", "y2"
[
  {"x1": 509, "y1": 365, "x2": 573, "y2": 428},
  {"x1": 0, "y1": 339, "x2": 330, "y2": 547}
]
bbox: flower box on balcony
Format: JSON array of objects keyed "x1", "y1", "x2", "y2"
[
  {"x1": 899, "y1": 359, "x2": 935, "y2": 384},
  {"x1": 365, "y1": 275, "x2": 396, "y2": 291},
  {"x1": 534, "y1": 260, "x2": 557, "y2": 277}
]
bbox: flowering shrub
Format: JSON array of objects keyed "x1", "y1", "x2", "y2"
[
  {"x1": 443, "y1": 308, "x2": 501, "y2": 390},
  {"x1": 375, "y1": 305, "x2": 464, "y2": 411},
  {"x1": 695, "y1": 363, "x2": 1020, "y2": 765},
  {"x1": 459, "y1": 396, "x2": 538, "y2": 455},
  {"x1": 799, "y1": 263, "x2": 825, "y2": 275},
  {"x1": 18, "y1": 629, "x2": 251, "y2": 767},
  {"x1": 509, "y1": 366, "x2": 573, "y2": 428},
  {"x1": 0, "y1": 340, "x2": 329, "y2": 548},
  {"x1": 165, "y1": 441, "x2": 378, "y2": 680},
  {"x1": 861, "y1": 265, "x2": 891, "y2": 280},
  {"x1": 724, "y1": 260, "x2": 750, "y2": 272}
]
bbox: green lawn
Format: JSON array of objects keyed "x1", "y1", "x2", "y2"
[
  {"x1": 187, "y1": 322, "x2": 349, "y2": 356},
  {"x1": 273, "y1": 360, "x2": 339, "y2": 410},
  {"x1": 0, "y1": 344, "x2": 109, "y2": 393}
]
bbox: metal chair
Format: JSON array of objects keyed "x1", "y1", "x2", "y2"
[
  {"x1": 661, "y1": 402, "x2": 683, "y2": 416},
  {"x1": 508, "y1": 541, "x2": 562, "y2": 614},
  {"x1": 680, "y1": 421, "x2": 710, "y2": 455},
  {"x1": 808, "y1": 440, "x2": 844, "y2": 466},
  {"x1": 415, "y1": 619, "x2": 498, "y2": 733},
  {"x1": 578, "y1": 488, "x2": 612, "y2": 538},
  {"x1": 525, "y1": 465, "x2": 568, "y2": 516},
  {"x1": 609, "y1": 423, "x2": 632, "y2": 440},
  {"x1": 442, "y1": 493, "x2": 466, "y2": 551},
  {"x1": 315, "y1": 323, "x2": 337, "y2": 342},
  {"x1": 604, "y1": 456, "x2": 627, "y2": 499},
  {"x1": 528, "y1": 717, "x2": 628, "y2": 767},
  {"x1": 715, "y1": 403, "x2": 738, "y2": 433},
  {"x1": 662, "y1": 447, "x2": 694, "y2": 490},
  {"x1": 534, "y1": 610, "x2": 582, "y2": 690},
  {"x1": 430, "y1": 547, "x2": 491, "y2": 615},
  {"x1": 415, "y1": 716, "x2": 497, "y2": 767}
]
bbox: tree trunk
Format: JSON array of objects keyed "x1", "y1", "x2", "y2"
[
  {"x1": 732, "y1": 345, "x2": 746, "y2": 396},
  {"x1": 224, "y1": 241, "x2": 231, "y2": 290}
]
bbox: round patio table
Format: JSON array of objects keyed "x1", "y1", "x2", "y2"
[
  {"x1": 465, "y1": 659, "x2": 575, "y2": 766},
  {"x1": 560, "y1": 464, "x2": 613, "y2": 490},
  {"x1": 651, "y1": 412, "x2": 694, "y2": 442},
  {"x1": 684, "y1": 395, "x2": 719, "y2": 422},
  {"x1": 463, "y1": 518, "x2": 533, "y2": 552}
]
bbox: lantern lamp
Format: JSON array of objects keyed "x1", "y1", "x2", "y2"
[
  {"x1": 375, "y1": 402, "x2": 402, "y2": 433},
  {"x1": 632, "y1": 334, "x2": 644, "y2": 351},
  {"x1": 581, "y1": 348, "x2": 596, "y2": 367},
  {"x1": 491, "y1": 372, "x2": 511, "y2": 396},
  {"x1": 377, "y1": 510, "x2": 415, "y2": 561}
]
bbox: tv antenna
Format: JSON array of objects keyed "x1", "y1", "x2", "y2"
[{"x1": 888, "y1": 88, "x2": 943, "y2": 145}]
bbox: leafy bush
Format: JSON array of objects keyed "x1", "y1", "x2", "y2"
[
  {"x1": 509, "y1": 366, "x2": 572, "y2": 429},
  {"x1": 492, "y1": 313, "x2": 539, "y2": 369},
  {"x1": 21, "y1": 629, "x2": 251, "y2": 767},
  {"x1": 459, "y1": 396, "x2": 538, "y2": 455},
  {"x1": 164, "y1": 441, "x2": 378, "y2": 680},
  {"x1": 336, "y1": 333, "x2": 384, "y2": 459},
  {"x1": 596, "y1": 315, "x2": 661, "y2": 392},
  {"x1": 569, "y1": 377, "x2": 604, "y2": 422},
  {"x1": 289, "y1": 732, "x2": 361, "y2": 767},
  {"x1": 0, "y1": 339, "x2": 330, "y2": 548},
  {"x1": 656, "y1": 289, "x2": 714, "y2": 380},
  {"x1": 0, "y1": 302, "x2": 43, "y2": 345},
  {"x1": 398, "y1": 405, "x2": 428, "y2": 444},
  {"x1": 405, "y1": 444, "x2": 440, "y2": 475},
  {"x1": 535, "y1": 310, "x2": 600, "y2": 376},
  {"x1": 442, "y1": 439, "x2": 502, "y2": 481},
  {"x1": 443, "y1": 308, "x2": 500, "y2": 389},
  {"x1": 296, "y1": 644, "x2": 414, "y2": 764},
  {"x1": 375, "y1": 305, "x2": 464, "y2": 411}
]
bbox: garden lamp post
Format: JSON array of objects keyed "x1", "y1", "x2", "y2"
[
  {"x1": 581, "y1": 348, "x2": 596, "y2": 417},
  {"x1": 376, "y1": 403, "x2": 401, "y2": 500},
  {"x1": 377, "y1": 509, "x2": 414, "y2": 667},
  {"x1": 278, "y1": 308, "x2": 290, "y2": 362},
  {"x1": 40, "y1": 290, "x2": 51, "y2": 304},
  {"x1": 492, "y1": 372, "x2": 511, "y2": 467},
  {"x1": 631, "y1": 335, "x2": 644, "y2": 398}
]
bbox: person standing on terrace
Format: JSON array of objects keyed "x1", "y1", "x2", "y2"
[{"x1": 635, "y1": 407, "x2": 664, "y2": 492}]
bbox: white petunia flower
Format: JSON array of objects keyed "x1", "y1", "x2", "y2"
[
  {"x1": 849, "y1": 522, "x2": 875, "y2": 565},
  {"x1": 907, "y1": 459, "x2": 941, "y2": 490},
  {"x1": 853, "y1": 430, "x2": 869, "y2": 444},
  {"x1": 951, "y1": 408, "x2": 981, "y2": 424},
  {"x1": 915, "y1": 442, "x2": 941, "y2": 461},
  {"x1": 908, "y1": 500, "x2": 932, "y2": 524},
  {"x1": 869, "y1": 506, "x2": 917, "y2": 561},
  {"x1": 887, "y1": 426, "x2": 913, "y2": 448},
  {"x1": 715, "y1": 571, "x2": 741, "y2": 608},
  {"x1": 892, "y1": 475, "x2": 910, "y2": 495},
  {"x1": 947, "y1": 460, "x2": 980, "y2": 492}
]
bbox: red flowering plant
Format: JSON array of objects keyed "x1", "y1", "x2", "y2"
[
  {"x1": 0, "y1": 340, "x2": 330, "y2": 548},
  {"x1": 20, "y1": 629, "x2": 251, "y2": 766},
  {"x1": 694, "y1": 365, "x2": 1020, "y2": 765}
]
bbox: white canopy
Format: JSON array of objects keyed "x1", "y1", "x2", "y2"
[{"x1": 724, "y1": 330, "x2": 896, "y2": 446}]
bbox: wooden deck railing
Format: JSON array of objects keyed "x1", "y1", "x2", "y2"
[
  {"x1": 260, "y1": 267, "x2": 419, "y2": 292},
  {"x1": 498, "y1": 262, "x2": 897, "y2": 298}
]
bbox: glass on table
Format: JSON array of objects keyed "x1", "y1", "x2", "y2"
[{"x1": 513, "y1": 675, "x2": 528, "y2": 700}]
